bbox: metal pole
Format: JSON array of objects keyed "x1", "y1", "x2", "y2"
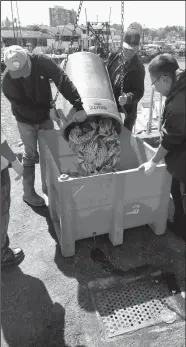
[
  {"x1": 147, "y1": 87, "x2": 155, "y2": 134},
  {"x1": 142, "y1": 25, "x2": 145, "y2": 46},
  {"x1": 16, "y1": 1, "x2": 23, "y2": 46},
  {"x1": 85, "y1": 8, "x2": 89, "y2": 50},
  {"x1": 109, "y1": 7, "x2": 111, "y2": 25},
  {"x1": 14, "y1": 18, "x2": 19, "y2": 45},
  {"x1": 85, "y1": 8, "x2": 87, "y2": 24},
  {"x1": 10, "y1": 1, "x2": 16, "y2": 44}
]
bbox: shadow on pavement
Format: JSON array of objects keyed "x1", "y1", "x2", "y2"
[
  {"x1": 1, "y1": 267, "x2": 70, "y2": 347},
  {"x1": 28, "y1": 205, "x2": 58, "y2": 243},
  {"x1": 29, "y1": 205, "x2": 101, "y2": 313},
  {"x1": 26, "y1": 205, "x2": 185, "y2": 318},
  {"x1": 53, "y1": 226, "x2": 186, "y2": 315}
]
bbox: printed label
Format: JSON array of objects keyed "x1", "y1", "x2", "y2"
[
  {"x1": 126, "y1": 205, "x2": 140, "y2": 215},
  {"x1": 90, "y1": 105, "x2": 107, "y2": 111}
]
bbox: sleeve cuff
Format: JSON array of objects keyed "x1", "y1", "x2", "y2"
[{"x1": 73, "y1": 102, "x2": 84, "y2": 111}]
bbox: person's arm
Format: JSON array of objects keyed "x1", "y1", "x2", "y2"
[
  {"x1": 138, "y1": 96, "x2": 185, "y2": 174},
  {"x1": 1, "y1": 131, "x2": 23, "y2": 177},
  {"x1": 37, "y1": 54, "x2": 84, "y2": 111},
  {"x1": 151, "y1": 145, "x2": 169, "y2": 164},
  {"x1": 138, "y1": 144, "x2": 168, "y2": 175},
  {"x1": 1, "y1": 135, "x2": 17, "y2": 163}
]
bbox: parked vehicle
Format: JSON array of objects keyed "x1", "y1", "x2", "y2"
[
  {"x1": 144, "y1": 44, "x2": 161, "y2": 61},
  {"x1": 159, "y1": 44, "x2": 174, "y2": 55}
]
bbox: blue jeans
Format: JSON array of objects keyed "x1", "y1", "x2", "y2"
[
  {"x1": 1, "y1": 168, "x2": 10, "y2": 257},
  {"x1": 17, "y1": 119, "x2": 54, "y2": 167}
]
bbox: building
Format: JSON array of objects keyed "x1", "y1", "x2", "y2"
[
  {"x1": 1, "y1": 29, "x2": 53, "y2": 48},
  {"x1": 42, "y1": 24, "x2": 88, "y2": 51},
  {"x1": 49, "y1": 6, "x2": 77, "y2": 26},
  {"x1": 1, "y1": 24, "x2": 121, "y2": 53}
]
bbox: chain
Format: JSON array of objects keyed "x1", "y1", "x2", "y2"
[
  {"x1": 52, "y1": 1, "x2": 83, "y2": 106},
  {"x1": 120, "y1": 0, "x2": 124, "y2": 95}
]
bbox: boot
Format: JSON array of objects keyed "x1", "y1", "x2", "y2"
[
  {"x1": 23, "y1": 166, "x2": 45, "y2": 207},
  {"x1": 1, "y1": 248, "x2": 25, "y2": 268}
]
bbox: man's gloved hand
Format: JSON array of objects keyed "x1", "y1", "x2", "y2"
[
  {"x1": 118, "y1": 93, "x2": 128, "y2": 106},
  {"x1": 138, "y1": 159, "x2": 157, "y2": 175},
  {"x1": 12, "y1": 158, "x2": 23, "y2": 180},
  {"x1": 73, "y1": 110, "x2": 87, "y2": 123}
]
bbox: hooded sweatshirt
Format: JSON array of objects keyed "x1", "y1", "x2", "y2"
[{"x1": 160, "y1": 69, "x2": 186, "y2": 183}]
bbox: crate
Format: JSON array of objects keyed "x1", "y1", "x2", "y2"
[{"x1": 38, "y1": 127, "x2": 172, "y2": 257}]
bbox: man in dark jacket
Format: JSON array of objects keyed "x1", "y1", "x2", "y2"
[
  {"x1": 2, "y1": 45, "x2": 87, "y2": 207},
  {"x1": 139, "y1": 54, "x2": 186, "y2": 239},
  {"x1": 106, "y1": 29, "x2": 145, "y2": 131}
]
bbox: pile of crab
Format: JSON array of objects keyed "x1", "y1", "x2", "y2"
[{"x1": 68, "y1": 117, "x2": 121, "y2": 177}]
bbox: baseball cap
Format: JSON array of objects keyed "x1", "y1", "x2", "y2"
[
  {"x1": 4, "y1": 45, "x2": 31, "y2": 78},
  {"x1": 123, "y1": 29, "x2": 140, "y2": 50}
]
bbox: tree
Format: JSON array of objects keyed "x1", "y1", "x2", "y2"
[
  {"x1": 143, "y1": 28, "x2": 150, "y2": 37},
  {"x1": 5, "y1": 16, "x2": 11, "y2": 28},
  {"x1": 166, "y1": 30, "x2": 178, "y2": 42},
  {"x1": 147, "y1": 29, "x2": 157, "y2": 41},
  {"x1": 156, "y1": 28, "x2": 165, "y2": 40}
]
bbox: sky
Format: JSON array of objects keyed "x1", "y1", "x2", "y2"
[{"x1": 1, "y1": 1, "x2": 185, "y2": 29}]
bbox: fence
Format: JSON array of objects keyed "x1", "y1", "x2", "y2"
[{"x1": 146, "y1": 87, "x2": 164, "y2": 135}]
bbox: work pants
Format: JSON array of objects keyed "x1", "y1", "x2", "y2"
[
  {"x1": 171, "y1": 177, "x2": 186, "y2": 222},
  {"x1": 17, "y1": 119, "x2": 54, "y2": 167},
  {"x1": 1, "y1": 167, "x2": 10, "y2": 258}
]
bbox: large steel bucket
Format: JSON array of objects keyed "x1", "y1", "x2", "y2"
[{"x1": 59, "y1": 52, "x2": 123, "y2": 140}]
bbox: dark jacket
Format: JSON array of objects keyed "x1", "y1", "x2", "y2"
[
  {"x1": 160, "y1": 69, "x2": 186, "y2": 183},
  {"x1": 106, "y1": 52, "x2": 145, "y2": 121},
  {"x1": 2, "y1": 53, "x2": 84, "y2": 124}
]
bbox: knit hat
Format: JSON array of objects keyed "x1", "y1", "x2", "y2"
[{"x1": 123, "y1": 29, "x2": 140, "y2": 50}]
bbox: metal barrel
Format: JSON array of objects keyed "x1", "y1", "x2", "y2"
[{"x1": 59, "y1": 52, "x2": 123, "y2": 140}]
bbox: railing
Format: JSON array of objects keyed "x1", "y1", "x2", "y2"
[{"x1": 146, "y1": 87, "x2": 163, "y2": 135}]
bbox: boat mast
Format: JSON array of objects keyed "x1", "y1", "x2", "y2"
[
  {"x1": 16, "y1": 1, "x2": 23, "y2": 46},
  {"x1": 10, "y1": 1, "x2": 16, "y2": 44},
  {"x1": 14, "y1": 18, "x2": 19, "y2": 44}
]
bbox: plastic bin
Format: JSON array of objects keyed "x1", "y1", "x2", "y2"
[{"x1": 38, "y1": 126, "x2": 172, "y2": 257}]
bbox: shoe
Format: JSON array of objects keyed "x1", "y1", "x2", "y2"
[
  {"x1": 23, "y1": 166, "x2": 45, "y2": 207},
  {"x1": 1, "y1": 248, "x2": 25, "y2": 269}
]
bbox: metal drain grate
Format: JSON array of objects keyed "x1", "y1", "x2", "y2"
[{"x1": 91, "y1": 279, "x2": 183, "y2": 338}]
